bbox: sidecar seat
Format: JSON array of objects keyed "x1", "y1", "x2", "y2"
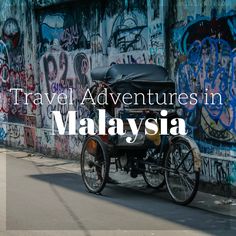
[{"x1": 91, "y1": 67, "x2": 110, "y2": 82}]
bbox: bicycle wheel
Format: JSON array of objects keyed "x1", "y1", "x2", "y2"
[
  {"x1": 81, "y1": 136, "x2": 110, "y2": 194},
  {"x1": 164, "y1": 138, "x2": 200, "y2": 205},
  {"x1": 143, "y1": 148, "x2": 165, "y2": 189},
  {"x1": 143, "y1": 170, "x2": 165, "y2": 189}
]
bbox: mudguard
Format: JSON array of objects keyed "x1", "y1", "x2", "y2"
[{"x1": 170, "y1": 135, "x2": 201, "y2": 172}]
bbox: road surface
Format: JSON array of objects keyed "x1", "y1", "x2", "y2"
[{"x1": 2, "y1": 152, "x2": 236, "y2": 235}]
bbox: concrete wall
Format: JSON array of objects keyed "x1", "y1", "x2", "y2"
[{"x1": 0, "y1": 0, "x2": 236, "y2": 194}]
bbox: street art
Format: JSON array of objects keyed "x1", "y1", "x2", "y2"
[
  {"x1": 41, "y1": 51, "x2": 90, "y2": 91},
  {"x1": 73, "y1": 52, "x2": 90, "y2": 88},
  {"x1": 39, "y1": 13, "x2": 89, "y2": 54},
  {"x1": 149, "y1": 22, "x2": 163, "y2": 55},
  {"x1": 172, "y1": 9, "x2": 236, "y2": 147},
  {"x1": 8, "y1": 47, "x2": 25, "y2": 71},
  {"x1": 147, "y1": 0, "x2": 164, "y2": 66},
  {"x1": 229, "y1": 163, "x2": 236, "y2": 186},
  {"x1": 1, "y1": 17, "x2": 25, "y2": 73},
  {"x1": 90, "y1": 33, "x2": 103, "y2": 54},
  {"x1": 109, "y1": 51, "x2": 148, "y2": 65},
  {"x1": 2, "y1": 18, "x2": 21, "y2": 49},
  {"x1": 7, "y1": 124, "x2": 20, "y2": 139},
  {"x1": 170, "y1": 7, "x2": 236, "y2": 189},
  {"x1": 201, "y1": 157, "x2": 229, "y2": 184},
  {"x1": 60, "y1": 24, "x2": 81, "y2": 51},
  {"x1": 39, "y1": 49, "x2": 90, "y2": 129},
  {"x1": 42, "y1": 52, "x2": 68, "y2": 94},
  {"x1": 178, "y1": 38, "x2": 236, "y2": 140},
  {"x1": 173, "y1": 9, "x2": 236, "y2": 55},
  {"x1": 200, "y1": 158, "x2": 235, "y2": 196},
  {"x1": 108, "y1": 9, "x2": 148, "y2": 53},
  {"x1": 0, "y1": 63, "x2": 36, "y2": 122},
  {"x1": 200, "y1": 155, "x2": 236, "y2": 187},
  {"x1": 36, "y1": 3, "x2": 160, "y2": 156},
  {"x1": 148, "y1": 21, "x2": 164, "y2": 65},
  {"x1": 0, "y1": 16, "x2": 35, "y2": 124}
]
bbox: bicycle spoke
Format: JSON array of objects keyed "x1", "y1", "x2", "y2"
[
  {"x1": 165, "y1": 139, "x2": 200, "y2": 205},
  {"x1": 81, "y1": 137, "x2": 109, "y2": 193}
]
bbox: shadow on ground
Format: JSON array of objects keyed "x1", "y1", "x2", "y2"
[{"x1": 29, "y1": 169, "x2": 236, "y2": 232}]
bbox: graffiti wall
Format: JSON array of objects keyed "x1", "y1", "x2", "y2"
[
  {"x1": 0, "y1": 1, "x2": 37, "y2": 149},
  {"x1": 169, "y1": 0, "x2": 236, "y2": 186},
  {"x1": 36, "y1": 0, "x2": 165, "y2": 157},
  {"x1": 1, "y1": 0, "x2": 166, "y2": 158}
]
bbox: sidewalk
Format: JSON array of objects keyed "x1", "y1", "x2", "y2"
[{"x1": 1, "y1": 146, "x2": 236, "y2": 218}]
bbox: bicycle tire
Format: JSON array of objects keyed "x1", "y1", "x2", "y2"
[
  {"x1": 81, "y1": 136, "x2": 110, "y2": 194},
  {"x1": 164, "y1": 138, "x2": 200, "y2": 205}
]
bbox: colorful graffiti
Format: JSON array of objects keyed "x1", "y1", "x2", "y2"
[
  {"x1": 2, "y1": 18, "x2": 21, "y2": 49},
  {"x1": 178, "y1": 38, "x2": 236, "y2": 141},
  {"x1": 172, "y1": 9, "x2": 236, "y2": 148},
  {"x1": 37, "y1": 2, "x2": 164, "y2": 133},
  {"x1": 35, "y1": 2, "x2": 162, "y2": 158},
  {"x1": 172, "y1": 9, "x2": 236, "y2": 55},
  {"x1": 0, "y1": 16, "x2": 36, "y2": 124},
  {"x1": 39, "y1": 13, "x2": 89, "y2": 54},
  {"x1": 0, "y1": 63, "x2": 36, "y2": 122}
]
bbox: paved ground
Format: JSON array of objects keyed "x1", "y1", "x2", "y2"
[{"x1": 1, "y1": 147, "x2": 236, "y2": 235}]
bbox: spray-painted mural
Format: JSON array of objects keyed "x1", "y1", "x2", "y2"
[
  {"x1": 170, "y1": 3, "x2": 236, "y2": 186},
  {"x1": 35, "y1": 0, "x2": 165, "y2": 157},
  {"x1": 0, "y1": 0, "x2": 37, "y2": 149},
  {"x1": 38, "y1": 7, "x2": 96, "y2": 152},
  {"x1": 171, "y1": 9, "x2": 236, "y2": 148}
]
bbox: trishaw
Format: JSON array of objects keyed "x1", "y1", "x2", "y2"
[{"x1": 80, "y1": 64, "x2": 201, "y2": 205}]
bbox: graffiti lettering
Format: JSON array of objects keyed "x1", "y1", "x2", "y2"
[{"x1": 7, "y1": 124, "x2": 20, "y2": 138}]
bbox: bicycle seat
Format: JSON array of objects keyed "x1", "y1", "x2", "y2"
[{"x1": 91, "y1": 66, "x2": 110, "y2": 82}]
